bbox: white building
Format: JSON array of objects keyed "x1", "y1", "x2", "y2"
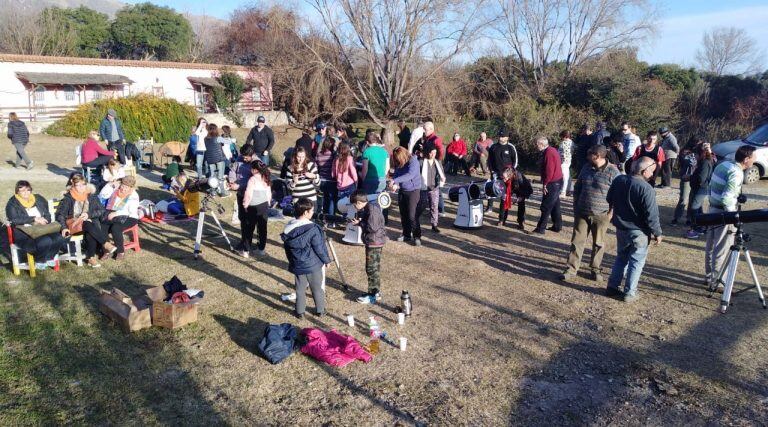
[{"x1": 0, "y1": 54, "x2": 284, "y2": 129}]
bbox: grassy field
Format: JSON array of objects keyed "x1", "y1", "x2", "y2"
[{"x1": 1, "y1": 132, "x2": 768, "y2": 425}]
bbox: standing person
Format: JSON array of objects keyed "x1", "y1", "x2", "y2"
[
  {"x1": 219, "y1": 125, "x2": 237, "y2": 166},
  {"x1": 315, "y1": 137, "x2": 337, "y2": 218},
  {"x1": 533, "y1": 136, "x2": 564, "y2": 235},
  {"x1": 631, "y1": 131, "x2": 665, "y2": 187},
  {"x1": 390, "y1": 147, "x2": 423, "y2": 246},
  {"x1": 419, "y1": 142, "x2": 446, "y2": 233},
  {"x1": 686, "y1": 142, "x2": 715, "y2": 239},
  {"x1": 313, "y1": 123, "x2": 327, "y2": 158},
  {"x1": 397, "y1": 120, "x2": 411, "y2": 149},
  {"x1": 332, "y1": 142, "x2": 358, "y2": 204},
  {"x1": 281, "y1": 198, "x2": 331, "y2": 318},
  {"x1": 558, "y1": 130, "x2": 574, "y2": 196},
  {"x1": 185, "y1": 126, "x2": 197, "y2": 166},
  {"x1": 192, "y1": 118, "x2": 208, "y2": 178},
  {"x1": 360, "y1": 133, "x2": 389, "y2": 195},
  {"x1": 470, "y1": 131, "x2": 492, "y2": 175},
  {"x1": 498, "y1": 167, "x2": 533, "y2": 230},
  {"x1": 350, "y1": 190, "x2": 387, "y2": 304},
  {"x1": 671, "y1": 138, "x2": 701, "y2": 226},
  {"x1": 245, "y1": 115, "x2": 275, "y2": 166},
  {"x1": 6, "y1": 112, "x2": 32, "y2": 169},
  {"x1": 81, "y1": 130, "x2": 116, "y2": 169},
  {"x1": 228, "y1": 145, "x2": 256, "y2": 250},
  {"x1": 241, "y1": 160, "x2": 271, "y2": 257},
  {"x1": 621, "y1": 122, "x2": 642, "y2": 162},
  {"x1": 421, "y1": 122, "x2": 446, "y2": 216},
  {"x1": 407, "y1": 122, "x2": 425, "y2": 153},
  {"x1": 659, "y1": 127, "x2": 679, "y2": 188},
  {"x1": 704, "y1": 145, "x2": 755, "y2": 291},
  {"x1": 605, "y1": 157, "x2": 663, "y2": 302},
  {"x1": 560, "y1": 145, "x2": 620, "y2": 282},
  {"x1": 445, "y1": 133, "x2": 470, "y2": 176},
  {"x1": 56, "y1": 173, "x2": 115, "y2": 267},
  {"x1": 486, "y1": 130, "x2": 518, "y2": 212},
  {"x1": 592, "y1": 121, "x2": 610, "y2": 147},
  {"x1": 103, "y1": 176, "x2": 140, "y2": 261},
  {"x1": 295, "y1": 128, "x2": 314, "y2": 157},
  {"x1": 286, "y1": 147, "x2": 320, "y2": 202},
  {"x1": 573, "y1": 123, "x2": 593, "y2": 175},
  {"x1": 605, "y1": 135, "x2": 625, "y2": 173},
  {"x1": 203, "y1": 124, "x2": 228, "y2": 195},
  {"x1": 99, "y1": 109, "x2": 127, "y2": 165}
]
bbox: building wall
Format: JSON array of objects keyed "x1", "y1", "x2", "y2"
[{"x1": 0, "y1": 55, "x2": 274, "y2": 125}]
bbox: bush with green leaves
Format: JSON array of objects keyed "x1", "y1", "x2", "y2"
[
  {"x1": 212, "y1": 70, "x2": 246, "y2": 127},
  {"x1": 46, "y1": 95, "x2": 197, "y2": 143}
]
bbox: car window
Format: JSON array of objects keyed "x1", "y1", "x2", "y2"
[{"x1": 745, "y1": 123, "x2": 768, "y2": 146}]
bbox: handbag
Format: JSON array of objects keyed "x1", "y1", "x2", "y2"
[
  {"x1": 15, "y1": 222, "x2": 61, "y2": 239},
  {"x1": 66, "y1": 218, "x2": 84, "y2": 234}
]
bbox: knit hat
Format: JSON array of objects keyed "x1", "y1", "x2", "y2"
[
  {"x1": 659, "y1": 127, "x2": 669, "y2": 134},
  {"x1": 257, "y1": 115, "x2": 266, "y2": 123}
]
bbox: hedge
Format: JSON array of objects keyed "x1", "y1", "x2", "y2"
[{"x1": 46, "y1": 95, "x2": 197, "y2": 143}]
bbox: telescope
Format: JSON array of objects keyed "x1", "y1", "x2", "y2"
[
  {"x1": 694, "y1": 208, "x2": 768, "y2": 227},
  {"x1": 186, "y1": 177, "x2": 220, "y2": 194},
  {"x1": 449, "y1": 179, "x2": 505, "y2": 229}
]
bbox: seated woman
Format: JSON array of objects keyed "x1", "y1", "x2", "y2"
[
  {"x1": 103, "y1": 175, "x2": 140, "y2": 260},
  {"x1": 99, "y1": 159, "x2": 125, "y2": 204},
  {"x1": 81, "y1": 130, "x2": 115, "y2": 169},
  {"x1": 56, "y1": 173, "x2": 116, "y2": 267},
  {"x1": 5, "y1": 180, "x2": 69, "y2": 270}
]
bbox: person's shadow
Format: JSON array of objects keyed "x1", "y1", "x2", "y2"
[{"x1": 212, "y1": 314, "x2": 270, "y2": 359}]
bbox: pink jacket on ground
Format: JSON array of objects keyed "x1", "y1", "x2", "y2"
[{"x1": 301, "y1": 328, "x2": 372, "y2": 367}]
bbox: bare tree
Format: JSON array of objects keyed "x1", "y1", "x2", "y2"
[
  {"x1": 304, "y1": 0, "x2": 489, "y2": 127},
  {"x1": 495, "y1": 0, "x2": 656, "y2": 96},
  {"x1": 696, "y1": 27, "x2": 763, "y2": 76},
  {"x1": 183, "y1": 13, "x2": 226, "y2": 63},
  {"x1": 0, "y1": 6, "x2": 78, "y2": 56}
]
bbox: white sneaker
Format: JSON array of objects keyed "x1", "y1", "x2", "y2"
[
  {"x1": 240, "y1": 250, "x2": 249, "y2": 258},
  {"x1": 281, "y1": 293, "x2": 297, "y2": 302}
]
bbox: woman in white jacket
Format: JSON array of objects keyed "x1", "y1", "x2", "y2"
[
  {"x1": 104, "y1": 175, "x2": 140, "y2": 260},
  {"x1": 418, "y1": 143, "x2": 446, "y2": 233},
  {"x1": 194, "y1": 117, "x2": 208, "y2": 177}
]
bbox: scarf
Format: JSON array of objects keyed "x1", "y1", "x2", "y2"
[
  {"x1": 109, "y1": 117, "x2": 119, "y2": 142},
  {"x1": 14, "y1": 193, "x2": 36, "y2": 209},
  {"x1": 107, "y1": 188, "x2": 133, "y2": 211},
  {"x1": 69, "y1": 188, "x2": 88, "y2": 202},
  {"x1": 503, "y1": 178, "x2": 514, "y2": 210}
]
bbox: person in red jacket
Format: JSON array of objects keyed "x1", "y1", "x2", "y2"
[
  {"x1": 81, "y1": 130, "x2": 115, "y2": 169},
  {"x1": 445, "y1": 133, "x2": 471, "y2": 176},
  {"x1": 533, "y1": 136, "x2": 564, "y2": 234}
]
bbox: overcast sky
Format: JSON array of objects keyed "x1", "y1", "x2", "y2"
[{"x1": 126, "y1": 0, "x2": 768, "y2": 70}]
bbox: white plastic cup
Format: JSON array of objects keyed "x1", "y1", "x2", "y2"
[
  {"x1": 399, "y1": 337, "x2": 407, "y2": 351},
  {"x1": 347, "y1": 314, "x2": 355, "y2": 327},
  {"x1": 398, "y1": 312, "x2": 405, "y2": 325}
]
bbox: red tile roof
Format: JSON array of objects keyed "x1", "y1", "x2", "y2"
[{"x1": 0, "y1": 54, "x2": 254, "y2": 71}]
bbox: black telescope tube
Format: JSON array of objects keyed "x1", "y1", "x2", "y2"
[{"x1": 694, "y1": 208, "x2": 768, "y2": 227}]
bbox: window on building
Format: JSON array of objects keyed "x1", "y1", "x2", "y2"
[
  {"x1": 153, "y1": 85, "x2": 164, "y2": 97},
  {"x1": 92, "y1": 85, "x2": 103, "y2": 100},
  {"x1": 252, "y1": 86, "x2": 262, "y2": 102},
  {"x1": 34, "y1": 86, "x2": 45, "y2": 103},
  {"x1": 64, "y1": 85, "x2": 76, "y2": 101}
]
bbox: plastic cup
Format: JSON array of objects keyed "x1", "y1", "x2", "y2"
[
  {"x1": 398, "y1": 312, "x2": 405, "y2": 325},
  {"x1": 347, "y1": 314, "x2": 355, "y2": 327},
  {"x1": 399, "y1": 337, "x2": 407, "y2": 351}
]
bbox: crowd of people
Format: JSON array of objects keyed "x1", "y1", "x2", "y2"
[{"x1": 4, "y1": 114, "x2": 759, "y2": 315}]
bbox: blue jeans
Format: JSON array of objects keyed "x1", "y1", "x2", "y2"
[
  {"x1": 319, "y1": 180, "x2": 338, "y2": 215},
  {"x1": 208, "y1": 161, "x2": 227, "y2": 195},
  {"x1": 195, "y1": 152, "x2": 206, "y2": 177},
  {"x1": 607, "y1": 229, "x2": 650, "y2": 297},
  {"x1": 259, "y1": 153, "x2": 270, "y2": 167},
  {"x1": 337, "y1": 183, "x2": 357, "y2": 201},
  {"x1": 687, "y1": 187, "x2": 708, "y2": 226}
]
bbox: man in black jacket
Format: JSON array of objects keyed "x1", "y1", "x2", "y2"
[
  {"x1": 245, "y1": 116, "x2": 275, "y2": 166},
  {"x1": 6, "y1": 112, "x2": 32, "y2": 169},
  {"x1": 485, "y1": 130, "x2": 518, "y2": 212}
]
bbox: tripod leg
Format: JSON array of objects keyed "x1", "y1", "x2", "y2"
[
  {"x1": 210, "y1": 212, "x2": 234, "y2": 251},
  {"x1": 326, "y1": 238, "x2": 349, "y2": 291},
  {"x1": 194, "y1": 211, "x2": 206, "y2": 259},
  {"x1": 719, "y1": 250, "x2": 740, "y2": 314},
  {"x1": 743, "y1": 250, "x2": 766, "y2": 309}
]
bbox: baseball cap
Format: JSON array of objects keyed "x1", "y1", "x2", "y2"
[
  {"x1": 107, "y1": 109, "x2": 117, "y2": 117},
  {"x1": 257, "y1": 116, "x2": 266, "y2": 123},
  {"x1": 659, "y1": 126, "x2": 669, "y2": 134}
]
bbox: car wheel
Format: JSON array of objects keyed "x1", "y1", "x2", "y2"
[{"x1": 744, "y1": 165, "x2": 761, "y2": 184}]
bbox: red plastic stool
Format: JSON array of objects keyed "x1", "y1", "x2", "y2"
[{"x1": 122, "y1": 224, "x2": 141, "y2": 252}]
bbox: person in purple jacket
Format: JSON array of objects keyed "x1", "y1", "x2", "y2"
[{"x1": 389, "y1": 146, "x2": 423, "y2": 246}]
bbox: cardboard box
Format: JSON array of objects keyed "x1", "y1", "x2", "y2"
[
  {"x1": 146, "y1": 286, "x2": 202, "y2": 329},
  {"x1": 98, "y1": 288, "x2": 152, "y2": 332}
]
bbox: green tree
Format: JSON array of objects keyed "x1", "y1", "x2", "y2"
[
  {"x1": 42, "y1": 6, "x2": 110, "y2": 57},
  {"x1": 647, "y1": 64, "x2": 701, "y2": 92},
  {"x1": 110, "y1": 3, "x2": 193, "y2": 61},
  {"x1": 212, "y1": 70, "x2": 246, "y2": 127}
]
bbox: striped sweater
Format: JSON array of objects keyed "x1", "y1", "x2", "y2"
[
  {"x1": 286, "y1": 162, "x2": 320, "y2": 200},
  {"x1": 708, "y1": 160, "x2": 743, "y2": 211}
]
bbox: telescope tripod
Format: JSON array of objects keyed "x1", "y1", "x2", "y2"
[
  {"x1": 318, "y1": 220, "x2": 349, "y2": 291},
  {"x1": 709, "y1": 221, "x2": 766, "y2": 313},
  {"x1": 193, "y1": 194, "x2": 234, "y2": 259}
]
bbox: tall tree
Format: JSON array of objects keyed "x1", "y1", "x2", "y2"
[
  {"x1": 0, "y1": 7, "x2": 78, "y2": 56},
  {"x1": 305, "y1": 0, "x2": 488, "y2": 126},
  {"x1": 696, "y1": 27, "x2": 763, "y2": 76},
  {"x1": 110, "y1": 3, "x2": 193, "y2": 61},
  {"x1": 43, "y1": 6, "x2": 110, "y2": 58},
  {"x1": 494, "y1": 0, "x2": 656, "y2": 97}
]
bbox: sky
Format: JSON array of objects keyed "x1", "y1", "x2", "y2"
[{"x1": 124, "y1": 0, "x2": 768, "y2": 70}]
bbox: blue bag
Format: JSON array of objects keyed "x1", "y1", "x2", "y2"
[{"x1": 257, "y1": 323, "x2": 298, "y2": 364}]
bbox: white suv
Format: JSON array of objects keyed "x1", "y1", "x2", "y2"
[{"x1": 712, "y1": 123, "x2": 768, "y2": 184}]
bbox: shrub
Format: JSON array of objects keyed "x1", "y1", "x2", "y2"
[{"x1": 46, "y1": 94, "x2": 197, "y2": 143}]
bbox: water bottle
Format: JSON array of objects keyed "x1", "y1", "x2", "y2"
[
  {"x1": 367, "y1": 316, "x2": 381, "y2": 354},
  {"x1": 401, "y1": 290, "x2": 412, "y2": 316}
]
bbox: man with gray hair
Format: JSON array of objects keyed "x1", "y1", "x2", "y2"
[
  {"x1": 99, "y1": 109, "x2": 126, "y2": 164},
  {"x1": 533, "y1": 136, "x2": 563, "y2": 234},
  {"x1": 605, "y1": 156, "x2": 663, "y2": 302},
  {"x1": 561, "y1": 144, "x2": 620, "y2": 282}
]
